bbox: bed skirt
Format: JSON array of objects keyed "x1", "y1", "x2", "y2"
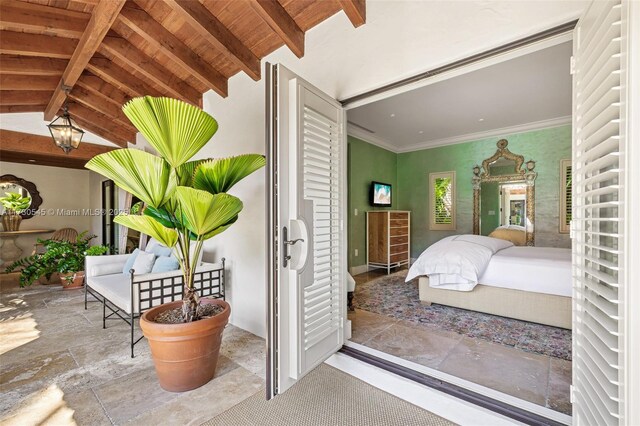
[{"x1": 418, "y1": 277, "x2": 572, "y2": 329}]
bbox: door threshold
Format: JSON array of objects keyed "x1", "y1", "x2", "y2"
[{"x1": 340, "y1": 342, "x2": 571, "y2": 426}]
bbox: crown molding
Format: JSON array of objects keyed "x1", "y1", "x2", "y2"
[
  {"x1": 347, "y1": 123, "x2": 398, "y2": 153},
  {"x1": 395, "y1": 115, "x2": 572, "y2": 153}
]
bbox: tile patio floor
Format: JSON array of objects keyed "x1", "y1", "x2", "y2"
[
  {"x1": 348, "y1": 269, "x2": 572, "y2": 415},
  {"x1": 0, "y1": 273, "x2": 266, "y2": 425}
]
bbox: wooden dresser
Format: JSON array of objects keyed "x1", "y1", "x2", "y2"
[{"x1": 366, "y1": 211, "x2": 411, "y2": 274}]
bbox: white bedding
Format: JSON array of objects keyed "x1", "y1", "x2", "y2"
[
  {"x1": 405, "y1": 235, "x2": 513, "y2": 291},
  {"x1": 407, "y1": 235, "x2": 572, "y2": 297},
  {"x1": 479, "y1": 246, "x2": 571, "y2": 297}
]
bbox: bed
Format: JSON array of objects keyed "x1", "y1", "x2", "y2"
[{"x1": 407, "y1": 235, "x2": 572, "y2": 329}]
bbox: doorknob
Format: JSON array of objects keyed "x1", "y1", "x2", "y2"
[{"x1": 282, "y1": 226, "x2": 304, "y2": 268}]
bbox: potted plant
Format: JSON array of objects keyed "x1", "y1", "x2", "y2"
[
  {"x1": 0, "y1": 191, "x2": 31, "y2": 231},
  {"x1": 86, "y1": 96, "x2": 265, "y2": 392},
  {"x1": 5, "y1": 232, "x2": 108, "y2": 288}
]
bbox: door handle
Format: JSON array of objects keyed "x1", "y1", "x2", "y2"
[{"x1": 282, "y1": 226, "x2": 304, "y2": 267}]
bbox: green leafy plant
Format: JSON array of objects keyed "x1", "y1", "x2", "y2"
[
  {"x1": 5, "y1": 232, "x2": 109, "y2": 287},
  {"x1": 85, "y1": 96, "x2": 265, "y2": 322},
  {"x1": 0, "y1": 192, "x2": 31, "y2": 214}
]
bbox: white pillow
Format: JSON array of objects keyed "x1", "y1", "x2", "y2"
[
  {"x1": 453, "y1": 234, "x2": 514, "y2": 254},
  {"x1": 131, "y1": 250, "x2": 156, "y2": 274}
]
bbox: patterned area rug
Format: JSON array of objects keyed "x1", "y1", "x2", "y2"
[{"x1": 354, "y1": 271, "x2": 572, "y2": 361}]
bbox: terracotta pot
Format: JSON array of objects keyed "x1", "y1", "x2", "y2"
[
  {"x1": 140, "y1": 298, "x2": 230, "y2": 392},
  {"x1": 2, "y1": 212, "x2": 22, "y2": 231},
  {"x1": 39, "y1": 273, "x2": 61, "y2": 285},
  {"x1": 60, "y1": 271, "x2": 84, "y2": 290}
]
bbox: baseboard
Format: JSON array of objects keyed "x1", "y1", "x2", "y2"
[{"x1": 349, "y1": 265, "x2": 370, "y2": 276}]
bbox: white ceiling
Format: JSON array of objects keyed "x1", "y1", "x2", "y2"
[{"x1": 347, "y1": 41, "x2": 572, "y2": 152}]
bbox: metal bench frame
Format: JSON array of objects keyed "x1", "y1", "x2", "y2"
[{"x1": 85, "y1": 259, "x2": 225, "y2": 357}]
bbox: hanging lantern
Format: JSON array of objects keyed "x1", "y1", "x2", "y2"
[{"x1": 47, "y1": 90, "x2": 84, "y2": 154}]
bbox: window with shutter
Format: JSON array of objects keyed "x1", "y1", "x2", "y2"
[
  {"x1": 560, "y1": 159, "x2": 572, "y2": 233},
  {"x1": 429, "y1": 171, "x2": 456, "y2": 230}
]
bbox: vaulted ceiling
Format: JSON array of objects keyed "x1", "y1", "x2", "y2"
[{"x1": 0, "y1": 0, "x2": 366, "y2": 152}]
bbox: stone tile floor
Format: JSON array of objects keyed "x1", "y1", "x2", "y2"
[
  {"x1": 348, "y1": 269, "x2": 572, "y2": 415},
  {"x1": 0, "y1": 273, "x2": 266, "y2": 425}
]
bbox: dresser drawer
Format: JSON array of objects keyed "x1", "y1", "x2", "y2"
[
  {"x1": 390, "y1": 235, "x2": 408, "y2": 245},
  {"x1": 390, "y1": 227, "x2": 408, "y2": 237},
  {"x1": 390, "y1": 243, "x2": 408, "y2": 255},
  {"x1": 390, "y1": 212, "x2": 408, "y2": 220},
  {"x1": 390, "y1": 252, "x2": 408, "y2": 264},
  {"x1": 390, "y1": 219, "x2": 408, "y2": 227}
]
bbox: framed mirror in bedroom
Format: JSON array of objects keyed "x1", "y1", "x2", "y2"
[{"x1": 472, "y1": 139, "x2": 537, "y2": 246}]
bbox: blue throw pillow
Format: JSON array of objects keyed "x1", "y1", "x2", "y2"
[
  {"x1": 148, "y1": 244, "x2": 172, "y2": 258},
  {"x1": 151, "y1": 255, "x2": 180, "y2": 273},
  {"x1": 122, "y1": 248, "x2": 140, "y2": 274}
]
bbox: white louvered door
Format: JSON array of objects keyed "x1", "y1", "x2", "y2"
[
  {"x1": 267, "y1": 64, "x2": 346, "y2": 397},
  {"x1": 572, "y1": 1, "x2": 630, "y2": 424}
]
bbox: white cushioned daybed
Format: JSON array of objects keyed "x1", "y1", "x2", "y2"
[{"x1": 84, "y1": 238, "x2": 225, "y2": 357}]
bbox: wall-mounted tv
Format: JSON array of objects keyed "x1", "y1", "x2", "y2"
[{"x1": 370, "y1": 181, "x2": 392, "y2": 207}]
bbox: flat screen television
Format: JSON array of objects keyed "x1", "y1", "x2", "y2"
[{"x1": 370, "y1": 181, "x2": 392, "y2": 207}]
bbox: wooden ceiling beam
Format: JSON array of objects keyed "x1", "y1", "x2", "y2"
[
  {"x1": 118, "y1": 4, "x2": 227, "y2": 97},
  {"x1": 44, "y1": 0, "x2": 127, "y2": 121},
  {"x1": 0, "y1": 105, "x2": 46, "y2": 114},
  {"x1": 75, "y1": 74, "x2": 131, "y2": 108},
  {"x1": 68, "y1": 115, "x2": 129, "y2": 148},
  {"x1": 0, "y1": 55, "x2": 67, "y2": 76},
  {"x1": 0, "y1": 1, "x2": 90, "y2": 39},
  {"x1": 0, "y1": 91, "x2": 52, "y2": 106},
  {"x1": 0, "y1": 31, "x2": 77, "y2": 58},
  {"x1": 66, "y1": 102, "x2": 135, "y2": 145},
  {"x1": 339, "y1": 0, "x2": 366, "y2": 28},
  {"x1": 86, "y1": 57, "x2": 165, "y2": 98},
  {"x1": 0, "y1": 129, "x2": 116, "y2": 164},
  {"x1": 250, "y1": 0, "x2": 304, "y2": 58},
  {"x1": 0, "y1": 75, "x2": 60, "y2": 91},
  {"x1": 68, "y1": 86, "x2": 135, "y2": 132},
  {"x1": 100, "y1": 36, "x2": 201, "y2": 104},
  {"x1": 165, "y1": 0, "x2": 261, "y2": 81}
]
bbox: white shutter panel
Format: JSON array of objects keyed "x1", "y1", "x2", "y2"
[{"x1": 573, "y1": 1, "x2": 625, "y2": 424}]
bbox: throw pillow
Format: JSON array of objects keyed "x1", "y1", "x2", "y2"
[
  {"x1": 151, "y1": 255, "x2": 180, "y2": 273},
  {"x1": 122, "y1": 248, "x2": 140, "y2": 274},
  {"x1": 131, "y1": 250, "x2": 156, "y2": 274},
  {"x1": 148, "y1": 244, "x2": 172, "y2": 258}
]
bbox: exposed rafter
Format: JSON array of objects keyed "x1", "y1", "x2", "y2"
[
  {"x1": 0, "y1": 129, "x2": 117, "y2": 169},
  {"x1": 67, "y1": 85, "x2": 135, "y2": 131},
  {"x1": 100, "y1": 35, "x2": 201, "y2": 104},
  {"x1": 117, "y1": 4, "x2": 228, "y2": 97},
  {"x1": 0, "y1": 75, "x2": 59, "y2": 91},
  {"x1": 339, "y1": 0, "x2": 366, "y2": 28},
  {"x1": 0, "y1": 105, "x2": 46, "y2": 114},
  {"x1": 0, "y1": 91, "x2": 52, "y2": 106},
  {"x1": 44, "y1": 0, "x2": 126, "y2": 120},
  {"x1": 86, "y1": 56, "x2": 165, "y2": 98},
  {"x1": 0, "y1": 55, "x2": 67, "y2": 76},
  {"x1": 0, "y1": 1, "x2": 90, "y2": 38},
  {"x1": 165, "y1": 0, "x2": 261, "y2": 81},
  {"x1": 0, "y1": 31, "x2": 78, "y2": 58},
  {"x1": 250, "y1": 0, "x2": 304, "y2": 58},
  {"x1": 75, "y1": 74, "x2": 131, "y2": 108}
]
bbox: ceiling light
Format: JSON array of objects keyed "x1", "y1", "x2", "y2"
[
  {"x1": 419, "y1": 130, "x2": 424, "y2": 134},
  {"x1": 390, "y1": 113, "x2": 395, "y2": 118},
  {"x1": 47, "y1": 87, "x2": 84, "y2": 154},
  {"x1": 478, "y1": 118, "x2": 485, "y2": 122},
  {"x1": 28, "y1": 159, "x2": 36, "y2": 162}
]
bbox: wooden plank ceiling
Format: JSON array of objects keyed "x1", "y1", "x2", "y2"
[{"x1": 0, "y1": 0, "x2": 366, "y2": 160}]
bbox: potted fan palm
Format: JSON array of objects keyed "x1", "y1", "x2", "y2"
[
  {"x1": 0, "y1": 192, "x2": 31, "y2": 231},
  {"x1": 86, "y1": 96, "x2": 264, "y2": 392}
]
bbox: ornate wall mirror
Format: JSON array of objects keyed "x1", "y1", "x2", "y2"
[
  {"x1": 0, "y1": 175, "x2": 43, "y2": 220},
  {"x1": 472, "y1": 139, "x2": 537, "y2": 246}
]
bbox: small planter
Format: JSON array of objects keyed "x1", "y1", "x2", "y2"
[
  {"x1": 1, "y1": 212, "x2": 22, "y2": 231},
  {"x1": 39, "y1": 273, "x2": 61, "y2": 285},
  {"x1": 60, "y1": 271, "x2": 84, "y2": 290},
  {"x1": 140, "y1": 298, "x2": 230, "y2": 392}
]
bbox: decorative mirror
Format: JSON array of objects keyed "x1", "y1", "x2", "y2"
[
  {"x1": 0, "y1": 174, "x2": 43, "y2": 220},
  {"x1": 472, "y1": 140, "x2": 537, "y2": 246}
]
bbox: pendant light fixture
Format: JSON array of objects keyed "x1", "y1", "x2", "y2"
[{"x1": 47, "y1": 87, "x2": 84, "y2": 154}]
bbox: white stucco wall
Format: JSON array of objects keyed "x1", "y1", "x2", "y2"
[
  {"x1": 0, "y1": 162, "x2": 92, "y2": 256},
  {"x1": 194, "y1": 0, "x2": 588, "y2": 337}
]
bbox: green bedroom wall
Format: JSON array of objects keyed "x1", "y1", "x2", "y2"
[
  {"x1": 480, "y1": 181, "x2": 500, "y2": 235},
  {"x1": 348, "y1": 136, "x2": 397, "y2": 269},
  {"x1": 396, "y1": 125, "x2": 572, "y2": 257}
]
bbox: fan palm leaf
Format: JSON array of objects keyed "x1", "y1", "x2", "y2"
[
  {"x1": 122, "y1": 97, "x2": 218, "y2": 168},
  {"x1": 86, "y1": 149, "x2": 173, "y2": 208},
  {"x1": 193, "y1": 154, "x2": 266, "y2": 194},
  {"x1": 174, "y1": 187, "x2": 243, "y2": 238},
  {"x1": 114, "y1": 215, "x2": 178, "y2": 249}
]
